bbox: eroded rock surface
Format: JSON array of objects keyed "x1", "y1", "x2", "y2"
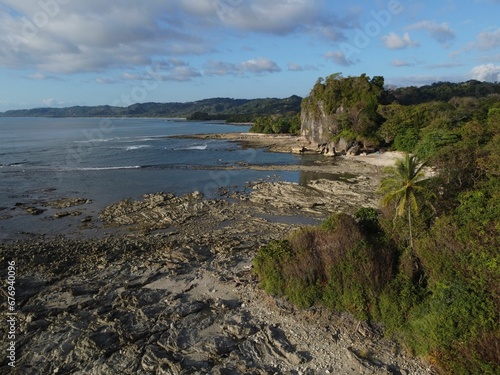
[{"x1": 0, "y1": 164, "x2": 434, "y2": 374}]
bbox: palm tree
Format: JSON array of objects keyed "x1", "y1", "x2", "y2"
[{"x1": 378, "y1": 153, "x2": 433, "y2": 250}]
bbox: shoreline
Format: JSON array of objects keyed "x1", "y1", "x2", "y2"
[
  {"x1": 0, "y1": 131, "x2": 401, "y2": 242},
  {"x1": 0, "y1": 133, "x2": 431, "y2": 374},
  {"x1": 176, "y1": 132, "x2": 405, "y2": 167}
]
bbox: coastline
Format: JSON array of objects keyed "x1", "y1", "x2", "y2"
[
  {"x1": 0, "y1": 133, "x2": 430, "y2": 374},
  {"x1": 177, "y1": 132, "x2": 405, "y2": 166}
]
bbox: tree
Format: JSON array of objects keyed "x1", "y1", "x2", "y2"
[{"x1": 378, "y1": 153, "x2": 433, "y2": 250}]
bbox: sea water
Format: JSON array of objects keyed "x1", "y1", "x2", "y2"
[{"x1": 0, "y1": 118, "x2": 308, "y2": 238}]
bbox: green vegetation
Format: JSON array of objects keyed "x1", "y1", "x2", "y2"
[
  {"x1": 255, "y1": 76, "x2": 500, "y2": 374},
  {"x1": 389, "y1": 80, "x2": 500, "y2": 105},
  {"x1": 301, "y1": 73, "x2": 385, "y2": 143},
  {"x1": 378, "y1": 154, "x2": 434, "y2": 250},
  {"x1": 254, "y1": 211, "x2": 396, "y2": 316},
  {"x1": 0, "y1": 95, "x2": 302, "y2": 120},
  {"x1": 249, "y1": 113, "x2": 301, "y2": 134},
  {"x1": 301, "y1": 74, "x2": 500, "y2": 150}
]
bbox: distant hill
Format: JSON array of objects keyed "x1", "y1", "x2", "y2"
[
  {"x1": 0, "y1": 96, "x2": 303, "y2": 120},
  {"x1": 387, "y1": 80, "x2": 500, "y2": 105}
]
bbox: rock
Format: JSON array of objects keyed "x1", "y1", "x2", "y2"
[
  {"x1": 347, "y1": 144, "x2": 361, "y2": 156},
  {"x1": 98, "y1": 192, "x2": 224, "y2": 232},
  {"x1": 54, "y1": 210, "x2": 81, "y2": 218},
  {"x1": 292, "y1": 146, "x2": 308, "y2": 154},
  {"x1": 332, "y1": 137, "x2": 353, "y2": 155},
  {"x1": 46, "y1": 198, "x2": 92, "y2": 209},
  {"x1": 0, "y1": 179, "x2": 432, "y2": 374},
  {"x1": 26, "y1": 206, "x2": 45, "y2": 215},
  {"x1": 300, "y1": 101, "x2": 338, "y2": 144}
]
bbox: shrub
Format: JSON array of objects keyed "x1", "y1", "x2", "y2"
[
  {"x1": 354, "y1": 207, "x2": 380, "y2": 235},
  {"x1": 253, "y1": 240, "x2": 292, "y2": 296},
  {"x1": 393, "y1": 127, "x2": 420, "y2": 152},
  {"x1": 254, "y1": 213, "x2": 397, "y2": 318}
]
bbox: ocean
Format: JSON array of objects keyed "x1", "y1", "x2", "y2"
[{"x1": 0, "y1": 118, "x2": 314, "y2": 239}]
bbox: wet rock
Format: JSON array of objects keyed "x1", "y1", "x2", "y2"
[
  {"x1": 54, "y1": 210, "x2": 81, "y2": 218},
  {"x1": 0, "y1": 179, "x2": 433, "y2": 374},
  {"x1": 98, "y1": 192, "x2": 224, "y2": 232},
  {"x1": 46, "y1": 198, "x2": 92, "y2": 209},
  {"x1": 25, "y1": 206, "x2": 45, "y2": 215}
]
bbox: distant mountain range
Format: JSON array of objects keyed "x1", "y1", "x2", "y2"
[
  {"x1": 3, "y1": 79, "x2": 499, "y2": 120},
  {"x1": 0, "y1": 96, "x2": 303, "y2": 120}
]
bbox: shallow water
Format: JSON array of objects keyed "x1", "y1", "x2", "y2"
[
  {"x1": 0, "y1": 118, "x2": 299, "y2": 201},
  {"x1": 0, "y1": 118, "x2": 328, "y2": 239}
]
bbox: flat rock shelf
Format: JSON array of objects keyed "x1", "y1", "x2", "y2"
[{"x1": 0, "y1": 143, "x2": 434, "y2": 374}]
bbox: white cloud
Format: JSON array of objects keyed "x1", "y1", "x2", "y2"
[
  {"x1": 95, "y1": 77, "x2": 117, "y2": 84},
  {"x1": 451, "y1": 28, "x2": 500, "y2": 57},
  {"x1": 204, "y1": 58, "x2": 281, "y2": 76},
  {"x1": 215, "y1": 0, "x2": 319, "y2": 34},
  {"x1": 408, "y1": 20, "x2": 455, "y2": 46},
  {"x1": 240, "y1": 58, "x2": 281, "y2": 74},
  {"x1": 0, "y1": 0, "x2": 357, "y2": 75},
  {"x1": 288, "y1": 63, "x2": 303, "y2": 71},
  {"x1": 96, "y1": 59, "x2": 202, "y2": 83},
  {"x1": 204, "y1": 60, "x2": 241, "y2": 76},
  {"x1": 213, "y1": 0, "x2": 358, "y2": 44},
  {"x1": 392, "y1": 59, "x2": 414, "y2": 67},
  {"x1": 470, "y1": 64, "x2": 500, "y2": 82},
  {"x1": 426, "y1": 62, "x2": 463, "y2": 69},
  {"x1": 27, "y1": 72, "x2": 49, "y2": 80},
  {"x1": 41, "y1": 98, "x2": 66, "y2": 107},
  {"x1": 324, "y1": 51, "x2": 354, "y2": 66},
  {"x1": 0, "y1": 1, "x2": 213, "y2": 73},
  {"x1": 287, "y1": 62, "x2": 319, "y2": 72},
  {"x1": 472, "y1": 28, "x2": 500, "y2": 50},
  {"x1": 382, "y1": 32, "x2": 418, "y2": 50}
]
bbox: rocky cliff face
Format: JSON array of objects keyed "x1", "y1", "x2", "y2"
[
  {"x1": 300, "y1": 101, "x2": 354, "y2": 154},
  {"x1": 300, "y1": 100, "x2": 337, "y2": 145},
  {"x1": 300, "y1": 74, "x2": 385, "y2": 153}
]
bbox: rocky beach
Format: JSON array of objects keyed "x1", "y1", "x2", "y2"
[{"x1": 0, "y1": 134, "x2": 433, "y2": 374}]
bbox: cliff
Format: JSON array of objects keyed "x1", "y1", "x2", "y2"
[
  {"x1": 300, "y1": 74, "x2": 385, "y2": 151},
  {"x1": 300, "y1": 100, "x2": 338, "y2": 144}
]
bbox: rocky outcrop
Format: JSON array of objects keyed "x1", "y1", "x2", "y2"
[
  {"x1": 46, "y1": 198, "x2": 92, "y2": 209},
  {"x1": 98, "y1": 191, "x2": 222, "y2": 232},
  {"x1": 300, "y1": 102, "x2": 357, "y2": 155},
  {"x1": 300, "y1": 74, "x2": 385, "y2": 151},
  {"x1": 0, "y1": 157, "x2": 432, "y2": 374},
  {"x1": 0, "y1": 202, "x2": 433, "y2": 374},
  {"x1": 300, "y1": 100, "x2": 338, "y2": 144}
]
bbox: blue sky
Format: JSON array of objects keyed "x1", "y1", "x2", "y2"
[{"x1": 0, "y1": 0, "x2": 499, "y2": 111}]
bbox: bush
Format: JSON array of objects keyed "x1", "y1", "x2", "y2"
[
  {"x1": 354, "y1": 207, "x2": 380, "y2": 235},
  {"x1": 253, "y1": 240, "x2": 292, "y2": 296},
  {"x1": 254, "y1": 213, "x2": 397, "y2": 318},
  {"x1": 393, "y1": 127, "x2": 419, "y2": 152},
  {"x1": 254, "y1": 205, "x2": 499, "y2": 373},
  {"x1": 249, "y1": 114, "x2": 301, "y2": 134}
]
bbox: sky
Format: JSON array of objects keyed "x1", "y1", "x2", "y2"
[{"x1": 0, "y1": 0, "x2": 499, "y2": 111}]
